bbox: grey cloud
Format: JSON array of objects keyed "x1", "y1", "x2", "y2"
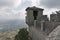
[
  {"x1": 0, "y1": 0, "x2": 21, "y2": 19},
  {"x1": 0, "y1": 8, "x2": 21, "y2": 19},
  {"x1": 0, "y1": 0, "x2": 15, "y2": 8},
  {"x1": 40, "y1": 0, "x2": 60, "y2": 8},
  {"x1": 0, "y1": 0, "x2": 26, "y2": 20},
  {"x1": 15, "y1": 0, "x2": 32, "y2": 10}
]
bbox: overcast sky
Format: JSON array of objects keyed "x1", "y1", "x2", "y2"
[{"x1": 0, "y1": 0, "x2": 60, "y2": 20}]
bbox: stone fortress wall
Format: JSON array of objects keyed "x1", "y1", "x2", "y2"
[{"x1": 25, "y1": 6, "x2": 60, "y2": 40}]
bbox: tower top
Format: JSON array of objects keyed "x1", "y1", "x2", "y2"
[{"x1": 26, "y1": 6, "x2": 44, "y2": 11}]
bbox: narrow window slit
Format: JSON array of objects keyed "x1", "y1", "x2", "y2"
[{"x1": 33, "y1": 11, "x2": 38, "y2": 20}]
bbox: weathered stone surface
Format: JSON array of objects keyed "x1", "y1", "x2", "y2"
[
  {"x1": 47, "y1": 25, "x2": 60, "y2": 40},
  {"x1": 25, "y1": 6, "x2": 60, "y2": 40}
]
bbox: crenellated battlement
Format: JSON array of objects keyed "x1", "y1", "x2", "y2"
[{"x1": 25, "y1": 6, "x2": 60, "y2": 40}]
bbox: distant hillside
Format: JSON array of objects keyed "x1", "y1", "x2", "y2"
[{"x1": 0, "y1": 19, "x2": 27, "y2": 32}]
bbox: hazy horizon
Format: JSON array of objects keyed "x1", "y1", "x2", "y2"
[{"x1": 0, "y1": 0, "x2": 59, "y2": 30}]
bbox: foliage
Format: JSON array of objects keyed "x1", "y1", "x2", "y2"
[{"x1": 14, "y1": 28, "x2": 29, "y2": 40}]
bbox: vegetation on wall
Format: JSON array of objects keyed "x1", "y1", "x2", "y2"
[{"x1": 14, "y1": 28, "x2": 29, "y2": 40}]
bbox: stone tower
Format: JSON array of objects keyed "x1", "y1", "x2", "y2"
[
  {"x1": 25, "y1": 6, "x2": 44, "y2": 26},
  {"x1": 25, "y1": 6, "x2": 60, "y2": 40},
  {"x1": 25, "y1": 6, "x2": 48, "y2": 40}
]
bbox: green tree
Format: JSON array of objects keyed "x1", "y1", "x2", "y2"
[{"x1": 14, "y1": 28, "x2": 29, "y2": 40}]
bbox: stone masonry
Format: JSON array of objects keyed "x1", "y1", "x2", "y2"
[{"x1": 25, "y1": 6, "x2": 60, "y2": 40}]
